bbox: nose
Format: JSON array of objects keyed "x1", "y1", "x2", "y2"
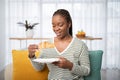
[{"x1": 54, "y1": 26, "x2": 59, "y2": 31}]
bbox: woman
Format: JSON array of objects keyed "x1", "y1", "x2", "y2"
[{"x1": 28, "y1": 9, "x2": 90, "y2": 80}]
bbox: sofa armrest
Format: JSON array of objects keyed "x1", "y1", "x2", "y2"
[{"x1": 4, "y1": 63, "x2": 12, "y2": 80}]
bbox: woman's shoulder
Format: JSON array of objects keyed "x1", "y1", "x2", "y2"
[
  {"x1": 74, "y1": 37, "x2": 85, "y2": 44},
  {"x1": 73, "y1": 37, "x2": 87, "y2": 47},
  {"x1": 73, "y1": 37, "x2": 88, "y2": 50}
]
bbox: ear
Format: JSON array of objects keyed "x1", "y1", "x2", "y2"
[{"x1": 68, "y1": 22, "x2": 71, "y2": 28}]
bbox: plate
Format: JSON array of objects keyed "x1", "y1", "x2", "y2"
[{"x1": 32, "y1": 58, "x2": 59, "y2": 63}]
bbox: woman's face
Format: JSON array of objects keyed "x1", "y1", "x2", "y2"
[{"x1": 52, "y1": 15, "x2": 70, "y2": 39}]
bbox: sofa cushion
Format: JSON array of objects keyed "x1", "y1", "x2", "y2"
[
  {"x1": 84, "y1": 50, "x2": 103, "y2": 80},
  {"x1": 12, "y1": 50, "x2": 49, "y2": 80}
]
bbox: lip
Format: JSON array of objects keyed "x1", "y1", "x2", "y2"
[
  {"x1": 56, "y1": 33, "x2": 61, "y2": 36},
  {"x1": 55, "y1": 32, "x2": 61, "y2": 36}
]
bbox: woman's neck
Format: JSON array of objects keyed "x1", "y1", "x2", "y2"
[{"x1": 55, "y1": 34, "x2": 73, "y2": 42}]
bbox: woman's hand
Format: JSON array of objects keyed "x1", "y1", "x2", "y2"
[
  {"x1": 28, "y1": 44, "x2": 38, "y2": 58},
  {"x1": 52, "y1": 57, "x2": 73, "y2": 70}
]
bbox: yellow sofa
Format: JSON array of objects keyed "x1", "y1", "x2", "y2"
[
  {"x1": 5, "y1": 50, "x2": 49, "y2": 80},
  {"x1": 4, "y1": 42, "x2": 55, "y2": 80}
]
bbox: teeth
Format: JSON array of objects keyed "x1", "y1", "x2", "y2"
[
  {"x1": 56, "y1": 33, "x2": 60, "y2": 36},
  {"x1": 56, "y1": 34, "x2": 60, "y2": 36}
]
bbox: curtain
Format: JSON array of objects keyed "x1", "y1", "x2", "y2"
[
  {"x1": 106, "y1": 0, "x2": 120, "y2": 69},
  {"x1": 6, "y1": 0, "x2": 120, "y2": 69}
]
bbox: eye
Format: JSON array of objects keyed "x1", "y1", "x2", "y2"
[
  {"x1": 53, "y1": 26, "x2": 55, "y2": 28},
  {"x1": 52, "y1": 24, "x2": 55, "y2": 28},
  {"x1": 59, "y1": 23, "x2": 64, "y2": 27}
]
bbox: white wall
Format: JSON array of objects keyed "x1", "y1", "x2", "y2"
[{"x1": 0, "y1": 0, "x2": 6, "y2": 72}]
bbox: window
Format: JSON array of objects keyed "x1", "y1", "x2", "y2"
[{"x1": 6, "y1": 0, "x2": 120, "y2": 69}]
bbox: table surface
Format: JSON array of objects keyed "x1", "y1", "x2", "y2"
[
  {"x1": 77, "y1": 36, "x2": 102, "y2": 40},
  {"x1": 9, "y1": 37, "x2": 102, "y2": 40},
  {"x1": 9, "y1": 37, "x2": 50, "y2": 40}
]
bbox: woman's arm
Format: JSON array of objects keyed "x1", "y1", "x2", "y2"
[
  {"x1": 71, "y1": 43, "x2": 90, "y2": 76},
  {"x1": 28, "y1": 44, "x2": 45, "y2": 71}
]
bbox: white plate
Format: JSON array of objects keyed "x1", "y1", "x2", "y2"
[{"x1": 32, "y1": 58, "x2": 60, "y2": 63}]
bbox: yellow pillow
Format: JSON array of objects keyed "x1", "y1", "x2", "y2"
[{"x1": 12, "y1": 50, "x2": 49, "y2": 80}]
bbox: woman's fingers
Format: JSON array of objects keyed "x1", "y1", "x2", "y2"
[
  {"x1": 52, "y1": 57, "x2": 67, "y2": 67},
  {"x1": 28, "y1": 44, "x2": 38, "y2": 58},
  {"x1": 52, "y1": 57, "x2": 73, "y2": 70},
  {"x1": 29, "y1": 44, "x2": 38, "y2": 51}
]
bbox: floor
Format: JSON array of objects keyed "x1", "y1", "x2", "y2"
[
  {"x1": 0, "y1": 68, "x2": 120, "y2": 80},
  {"x1": 0, "y1": 69, "x2": 4, "y2": 80},
  {"x1": 101, "y1": 69, "x2": 120, "y2": 80}
]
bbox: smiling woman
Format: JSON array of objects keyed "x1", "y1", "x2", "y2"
[{"x1": 28, "y1": 9, "x2": 90, "y2": 80}]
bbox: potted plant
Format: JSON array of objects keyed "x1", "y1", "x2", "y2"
[{"x1": 17, "y1": 20, "x2": 39, "y2": 38}]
